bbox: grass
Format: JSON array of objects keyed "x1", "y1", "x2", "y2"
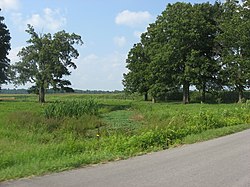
[
  {"x1": 1, "y1": 94, "x2": 250, "y2": 181},
  {"x1": 181, "y1": 123, "x2": 250, "y2": 145}
]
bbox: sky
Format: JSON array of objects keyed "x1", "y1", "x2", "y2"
[{"x1": 0, "y1": 0, "x2": 212, "y2": 91}]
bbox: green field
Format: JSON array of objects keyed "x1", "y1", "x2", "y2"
[{"x1": 1, "y1": 94, "x2": 250, "y2": 181}]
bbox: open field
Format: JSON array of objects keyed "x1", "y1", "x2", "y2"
[{"x1": 1, "y1": 93, "x2": 250, "y2": 181}]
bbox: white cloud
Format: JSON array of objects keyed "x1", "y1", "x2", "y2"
[
  {"x1": 11, "y1": 12, "x2": 23, "y2": 28},
  {"x1": 0, "y1": 0, "x2": 20, "y2": 11},
  {"x1": 8, "y1": 46, "x2": 22, "y2": 64},
  {"x1": 115, "y1": 10, "x2": 152, "y2": 27},
  {"x1": 69, "y1": 52, "x2": 127, "y2": 90},
  {"x1": 113, "y1": 36, "x2": 126, "y2": 47},
  {"x1": 82, "y1": 54, "x2": 98, "y2": 62},
  {"x1": 11, "y1": 8, "x2": 66, "y2": 32},
  {"x1": 25, "y1": 8, "x2": 66, "y2": 31}
]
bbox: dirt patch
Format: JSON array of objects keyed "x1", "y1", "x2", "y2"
[{"x1": 131, "y1": 114, "x2": 144, "y2": 122}]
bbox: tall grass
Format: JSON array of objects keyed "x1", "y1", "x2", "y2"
[
  {"x1": 44, "y1": 99, "x2": 99, "y2": 119},
  {"x1": 6, "y1": 111, "x2": 104, "y2": 143}
]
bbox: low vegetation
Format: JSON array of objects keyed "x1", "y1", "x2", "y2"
[
  {"x1": 44, "y1": 99, "x2": 99, "y2": 119},
  {"x1": 1, "y1": 94, "x2": 250, "y2": 181}
]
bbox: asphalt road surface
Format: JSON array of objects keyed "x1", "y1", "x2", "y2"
[{"x1": 1, "y1": 129, "x2": 250, "y2": 187}]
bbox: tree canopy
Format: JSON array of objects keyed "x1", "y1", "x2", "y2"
[
  {"x1": 123, "y1": 43, "x2": 150, "y2": 101},
  {"x1": 0, "y1": 9, "x2": 11, "y2": 89},
  {"x1": 217, "y1": 0, "x2": 250, "y2": 102},
  {"x1": 123, "y1": 1, "x2": 250, "y2": 103},
  {"x1": 13, "y1": 25, "x2": 83, "y2": 102}
]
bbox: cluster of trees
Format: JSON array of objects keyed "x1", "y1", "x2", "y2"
[
  {"x1": 123, "y1": 0, "x2": 250, "y2": 103},
  {"x1": 0, "y1": 9, "x2": 83, "y2": 103}
]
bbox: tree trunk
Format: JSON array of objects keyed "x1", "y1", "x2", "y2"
[
  {"x1": 201, "y1": 82, "x2": 206, "y2": 103},
  {"x1": 39, "y1": 86, "x2": 45, "y2": 103},
  {"x1": 183, "y1": 81, "x2": 190, "y2": 104},
  {"x1": 144, "y1": 92, "x2": 148, "y2": 101},
  {"x1": 238, "y1": 89, "x2": 243, "y2": 103},
  {"x1": 152, "y1": 97, "x2": 156, "y2": 103}
]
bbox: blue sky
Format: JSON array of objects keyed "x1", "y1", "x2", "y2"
[{"x1": 1, "y1": 0, "x2": 212, "y2": 91}]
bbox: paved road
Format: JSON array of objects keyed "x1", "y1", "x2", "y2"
[{"x1": 1, "y1": 129, "x2": 250, "y2": 187}]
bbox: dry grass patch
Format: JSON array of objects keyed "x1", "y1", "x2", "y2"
[{"x1": 0, "y1": 97, "x2": 15, "y2": 101}]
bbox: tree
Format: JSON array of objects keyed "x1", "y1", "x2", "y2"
[
  {"x1": 142, "y1": 2, "x2": 221, "y2": 103},
  {"x1": 13, "y1": 25, "x2": 83, "y2": 103},
  {"x1": 190, "y1": 2, "x2": 223, "y2": 102},
  {"x1": 140, "y1": 18, "x2": 178, "y2": 103},
  {"x1": 123, "y1": 43, "x2": 150, "y2": 101},
  {"x1": 218, "y1": 0, "x2": 250, "y2": 102},
  {"x1": 167, "y1": 2, "x2": 223, "y2": 103},
  {"x1": 0, "y1": 9, "x2": 11, "y2": 89}
]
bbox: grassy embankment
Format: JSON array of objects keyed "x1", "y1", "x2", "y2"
[{"x1": 1, "y1": 93, "x2": 250, "y2": 181}]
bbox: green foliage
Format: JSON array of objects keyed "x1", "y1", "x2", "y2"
[
  {"x1": 132, "y1": 90, "x2": 250, "y2": 104},
  {"x1": 190, "y1": 91, "x2": 250, "y2": 103},
  {"x1": 124, "y1": 1, "x2": 250, "y2": 103},
  {"x1": 182, "y1": 123, "x2": 250, "y2": 144},
  {"x1": 6, "y1": 111, "x2": 102, "y2": 142},
  {"x1": 123, "y1": 2, "x2": 221, "y2": 103},
  {"x1": 44, "y1": 99, "x2": 99, "y2": 119},
  {"x1": 217, "y1": 0, "x2": 250, "y2": 102},
  {"x1": 0, "y1": 9, "x2": 11, "y2": 88},
  {"x1": 12, "y1": 25, "x2": 83, "y2": 103},
  {"x1": 123, "y1": 43, "x2": 150, "y2": 100}
]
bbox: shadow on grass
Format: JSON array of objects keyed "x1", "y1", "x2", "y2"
[{"x1": 99, "y1": 104, "x2": 132, "y2": 112}]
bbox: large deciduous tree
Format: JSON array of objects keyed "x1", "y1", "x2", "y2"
[
  {"x1": 186, "y1": 2, "x2": 223, "y2": 102},
  {"x1": 123, "y1": 43, "x2": 150, "y2": 101},
  {"x1": 0, "y1": 9, "x2": 11, "y2": 89},
  {"x1": 13, "y1": 25, "x2": 83, "y2": 103},
  {"x1": 166, "y1": 2, "x2": 221, "y2": 103},
  {"x1": 218, "y1": 0, "x2": 250, "y2": 103},
  {"x1": 141, "y1": 22, "x2": 177, "y2": 102}
]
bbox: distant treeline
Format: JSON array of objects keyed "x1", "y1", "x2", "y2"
[
  {"x1": 0, "y1": 89, "x2": 28, "y2": 94},
  {"x1": 0, "y1": 88, "x2": 123, "y2": 95}
]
